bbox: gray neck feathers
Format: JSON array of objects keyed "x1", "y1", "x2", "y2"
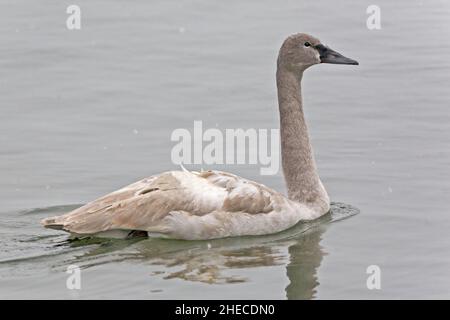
[{"x1": 276, "y1": 67, "x2": 327, "y2": 207}]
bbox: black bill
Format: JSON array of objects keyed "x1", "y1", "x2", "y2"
[{"x1": 314, "y1": 44, "x2": 359, "y2": 65}]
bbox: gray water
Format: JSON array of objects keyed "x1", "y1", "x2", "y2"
[{"x1": 1, "y1": 0, "x2": 450, "y2": 299}]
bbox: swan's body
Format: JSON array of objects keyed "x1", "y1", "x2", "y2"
[
  {"x1": 42, "y1": 170, "x2": 325, "y2": 240},
  {"x1": 41, "y1": 33, "x2": 357, "y2": 240}
]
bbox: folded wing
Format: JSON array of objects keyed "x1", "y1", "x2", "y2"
[{"x1": 41, "y1": 170, "x2": 308, "y2": 239}]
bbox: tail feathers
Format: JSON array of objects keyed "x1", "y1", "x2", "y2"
[{"x1": 41, "y1": 216, "x2": 65, "y2": 230}]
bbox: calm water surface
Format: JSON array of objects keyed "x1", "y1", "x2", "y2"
[{"x1": 1, "y1": 0, "x2": 450, "y2": 299}]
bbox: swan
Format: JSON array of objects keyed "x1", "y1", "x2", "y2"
[{"x1": 41, "y1": 33, "x2": 358, "y2": 240}]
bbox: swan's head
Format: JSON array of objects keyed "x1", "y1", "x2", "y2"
[{"x1": 278, "y1": 33, "x2": 358, "y2": 73}]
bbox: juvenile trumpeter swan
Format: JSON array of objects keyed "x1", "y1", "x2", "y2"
[{"x1": 41, "y1": 33, "x2": 358, "y2": 240}]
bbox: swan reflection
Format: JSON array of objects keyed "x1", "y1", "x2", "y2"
[
  {"x1": 65, "y1": 202, "x2": 357, "y2": 298},
  {"x1": 4, "y1": 202, "x2": 357, "y2": 299}
]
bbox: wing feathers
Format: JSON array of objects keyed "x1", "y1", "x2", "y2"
[{"x1": 41, "y1": 170, "x2": 298, "y2": 239}]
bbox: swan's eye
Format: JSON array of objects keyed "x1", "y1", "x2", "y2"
[{"x1": 304, "y1": 42, "x2": 311, "y2": 47}]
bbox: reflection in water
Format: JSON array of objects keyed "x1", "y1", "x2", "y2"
[
  {"x1": 67, "y1": 202, "x2": 355, "y2": 298},
  {"x1": 285, "y1": 223, "x2": 327, "y2": 299},
  {"x1": 0, "y1": 202, "x2": 358, "y2": 299},
  {"x1": 155, "y1": 245, "x2": 284, "y2": 284}
]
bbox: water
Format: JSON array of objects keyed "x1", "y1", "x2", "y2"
[{"x1": 1, "y1": 0, "x2": 450, "y2": 299}]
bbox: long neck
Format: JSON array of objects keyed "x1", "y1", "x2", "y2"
[{"x1": 276, "y1": 67, "x2": 328, "y2": 207}]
